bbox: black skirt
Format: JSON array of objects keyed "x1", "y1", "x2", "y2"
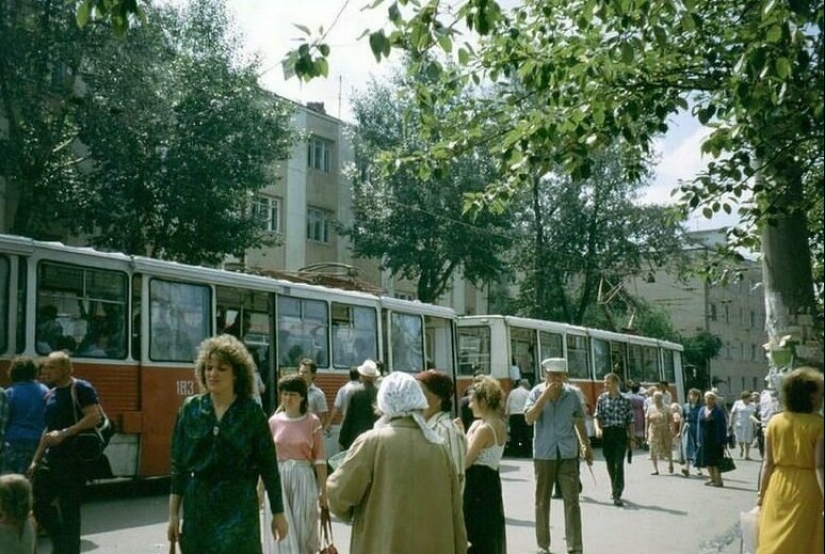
[{"x1": 464, "y1": 464, "x2": 506, "y2": 554}]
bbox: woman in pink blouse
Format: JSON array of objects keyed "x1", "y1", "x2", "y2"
[{"x1": 266, "y1": 375, "x2": 327, "y2": 554}]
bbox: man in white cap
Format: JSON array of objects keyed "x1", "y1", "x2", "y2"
[
  {"x1": 338, "y1": 359, "x2": 380, "y2": 450},
  {"x1": 525, "y1": 358, "x2": 593, "y2": 554}
]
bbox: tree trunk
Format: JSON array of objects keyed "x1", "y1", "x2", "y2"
[{"x1": 760, "y1": 170, "x2": 823, "y2": 369}]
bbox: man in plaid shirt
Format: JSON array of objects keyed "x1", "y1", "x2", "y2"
[{"x1": 593, "y1": 372, "x2": 634, "y2": 506}]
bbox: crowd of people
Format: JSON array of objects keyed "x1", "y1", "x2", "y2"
[{"x1": 1, "y1": 336, "x2": 822, "y2": 554}]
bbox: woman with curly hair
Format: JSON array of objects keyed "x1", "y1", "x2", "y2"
[
  {"x1": 464, "y1": 375, "x2": 507, "y2": 554},
  {"x1": 167, "y1": 334, "x2": 288, "y2": 553},
  {"x1": 757, "y1": 367, "x2": 824, "y2": 554}
]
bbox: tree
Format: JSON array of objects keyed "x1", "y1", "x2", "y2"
[
  {"x1": 681, "y1": 331, "x2": 724, "y2": 392},
  {"x1": 346, "y1": 67, "x2": 512, "y2": 303},
  {"x1": 510, "y1": 145, "x2": 687, "y2": 325},
  {"x1": 288, "y1": 0, "x2": 823, "y2": 366},
  {"x1": 0, "y1": 0, "x2": 87, "y2": 238},
  {"x1": 1, "y1": 0, "x2": 296, "y2": 264}
]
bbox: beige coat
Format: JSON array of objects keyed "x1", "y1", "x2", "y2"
[{"x1": 327, "y1": 417, "x2": 468, "y2": 554}]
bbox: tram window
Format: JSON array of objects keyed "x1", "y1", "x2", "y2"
[
  {"x1": 627, "y1": 344, "x2": 643, "y2": 381},
  {"x1": 457, "y1": 326, "x2": 490, "y2": 376},
  {"x1": 331, "y1": 303, "x2": 377, "y2": 369},
  {"x1": 510, "y1": 328, "x2": 537, "y2": 382},
  {"x1": 36, "y1": 261, "x2": 128, "y2": 359},
  {"x1": 538, "y1": 331, "x2": 563, "y2": 364},
  {"x1": 0, "y1": 256, "x2": 8, "y2": 353},
  {"x1": 425, "y1": 316, "x2": 454, "y2": 373},
  {"x1": 149, "y1": 279, "x2": 209, "y2": 362},
  {"x1": 389, "y1": 312, "x2": 423, "y2": 372},
  {"x1": 662, "y1": 349, "x2": 676, "y2": 382},
  {"x1": 592, "y1": 338, "x2": 612, "y2": 380},
  {"x1": 642, "y1": 345, "x2": 660, "y2": 382},
  {"x1": 277, "y1": 296, "x2": 329, "y2": 368},
  {"x1": 566, "y1": 334, "x2": 589, "y2": 379}
]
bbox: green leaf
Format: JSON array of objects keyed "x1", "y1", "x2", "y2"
[
  {"x1": 457, "y1": 48, "x2": 470, "y2": 65},
  {"x1": 369, "y1": 31, "x2": 388, "y2": 62},
  {"x1": 775, "y1": 57, "x2": 791, "y2": 79},
  {"x1": 318, "y1": 43, "x2": 330, "y2": 57},
  {"x1": 293, "y1": 24, "x2": 311, "y2": 36},
  {"x1": 621, "y1": 42, "x2": 633, "y2": 64},
  {"x1": 76, "y1": 0, "x2": 92, "y2": 28},
  {"x1": 437, "y1": 33, "x2": 453, "y2": 53}
]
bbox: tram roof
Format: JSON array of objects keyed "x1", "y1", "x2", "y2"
[
  {"x1": 379, "y1": 296, "x2": 457, "y2": 318},
  {"x1": 1, "y1": 233, "x2": 382, "y2": 304}
]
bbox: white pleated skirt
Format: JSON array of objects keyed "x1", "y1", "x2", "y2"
[{"x1": 262, "y1": 459, "x2": 320, "y2": 554}]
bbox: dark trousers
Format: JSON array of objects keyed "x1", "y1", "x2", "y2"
[
  {"x1": 601, "y1": 427, "x2": 628, "y2": 500},
  {"x1": 508, "y1": 414, "x2": 533, "y2": 457},
  {"x1": 33, "y1": 457, "x2": 86, "y2": 554}
]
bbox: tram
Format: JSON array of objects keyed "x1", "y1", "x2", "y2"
[
  {"x1": 456, "y1": 315, "x2": 685, "y2": 418},
  {"x1": 0, "y1": 234, "x2": 456, "y2": 478}
]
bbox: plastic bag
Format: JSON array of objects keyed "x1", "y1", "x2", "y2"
[{"x1": 739, "y1": 506, "x2": 759, "y2": 554}]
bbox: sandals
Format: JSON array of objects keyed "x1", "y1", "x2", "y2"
[
  {"x1": 651, "y1": 471, "x2": 660, "y2": 475},
  {"x1": 680, "y1": 468, "x2": 689, "y2": 477}
]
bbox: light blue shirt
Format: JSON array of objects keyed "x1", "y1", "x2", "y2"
[{"x1": 525, "y1": 383, "x2": 584, "y2": 460}]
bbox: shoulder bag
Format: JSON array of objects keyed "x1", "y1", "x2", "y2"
[
  {"x1": 318, "y1": 506, "x2": 338, "y2": 554},
  {"x1": 68, "y1": 379, "x2": 117, "y2": 462}
]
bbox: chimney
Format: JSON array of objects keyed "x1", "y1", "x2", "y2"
[{"x1": 306, "y1": 101, "x2": 326, "y2": 114}]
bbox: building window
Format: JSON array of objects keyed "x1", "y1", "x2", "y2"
[
  {"x1": 751, "y1": 344, "x2": 757, "y2": 361},
  {"x1": 724, "y1": 304, "x2": 730, "y2": 323},
  {"x1": 307, "y1": 208, "x2": 332, "y2": 243},
  {"x1": 307, "y1": 136, "x2": 332, "y2": 172},
  {"x1": 709, "y1": 303, "x2": 717, "y2": 321},
  {"x1": 750, "y1": 310, "x2": 755, "y2": 328},
  {"x1": 252, "y1": 195, "x2": 281, "y2": 232}
]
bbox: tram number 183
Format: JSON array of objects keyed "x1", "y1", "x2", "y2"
[{"x1": 176, "y1": 380, "x2": 195, "y2": 396}]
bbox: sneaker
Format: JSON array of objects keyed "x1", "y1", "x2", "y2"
[
  {"x1": 537, "y1": 548, "x2": 551, "y2": 554},
  {"x1": 613, "y1": 498, "x2": 624, "y2": 507}
]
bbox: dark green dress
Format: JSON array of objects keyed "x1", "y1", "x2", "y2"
[{"x1": 170, "y1": 394, "x2": 283, "y2": 554}]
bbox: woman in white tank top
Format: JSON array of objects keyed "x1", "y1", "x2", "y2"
[{"x1": 464, "y1": 376, "x2": 508, "y2": 554}]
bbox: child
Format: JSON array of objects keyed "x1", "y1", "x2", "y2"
[{"x1": 0, "y1": 474, "x2": 36, "y2": 554}]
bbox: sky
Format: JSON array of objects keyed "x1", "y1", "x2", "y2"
[{"x1": 227, "y1": 0, "x2": 737, "y2": 232}]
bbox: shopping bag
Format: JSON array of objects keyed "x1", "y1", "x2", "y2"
[{"x1": 739, "y1": 506, "x2": 759, "y2": 554}]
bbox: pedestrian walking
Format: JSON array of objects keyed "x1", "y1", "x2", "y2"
[
  {"x1": 593, "y1": 372, "x2": 634, "y2": 506},
  {"x1": 525, "y1": 358, "x2": 593, "y2": 554}
]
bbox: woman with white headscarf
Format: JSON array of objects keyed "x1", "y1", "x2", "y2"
[{"x1": 326, "y1": 372, "x2": 468, "y2": 554}]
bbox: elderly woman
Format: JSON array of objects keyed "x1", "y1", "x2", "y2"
[
  {"x1": 695, "y1": 390, "x2": 728, "y2": 488},
  {"x1": 757, "y1": 367, "x2": 824, "y2": 554},
  {"x1": 415, "y1": 370, "x2": 468, "y2": 490},
  {"x1": 729, "y1": 391, "x2": 758, "y2": 460},
  {"x1": 645, "y1": 391, "x2": 673, "y2": 475},
  {"x1": 167, "y1": 335, "x2": 288, "y2": 553},
  {"x1": 327, "y1": 372, "x2": 467, "y2": 554}
]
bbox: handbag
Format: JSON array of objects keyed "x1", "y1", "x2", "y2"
[
  {"x1": 718, "y1": 449, "x2": 736, "y2": 473},
  {"x1": 68, "y1": 380, "x2": 117, "y2": 462},
  {"x1": 318, "y1": 506, "x2": 338, "y2": 554},
  {"x1": 727, "y1": 429, "x2": 737, "y2": 449}
]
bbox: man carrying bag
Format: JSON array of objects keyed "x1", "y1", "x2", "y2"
[{"x1": 27, "y1": 351, "x2": 104, "y2": 554}]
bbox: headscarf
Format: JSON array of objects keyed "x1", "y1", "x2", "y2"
[{"x1": 375, "y1": 372, "x2": 444, "y2": 444}]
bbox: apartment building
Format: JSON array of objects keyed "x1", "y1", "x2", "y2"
[{"x1": 627, "y1": 229, "x2": 769, "y2": 399}]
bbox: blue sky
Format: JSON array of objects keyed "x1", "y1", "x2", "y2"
[{"x1": 228, "y1": 0, "x2": 737, "y2": 231}]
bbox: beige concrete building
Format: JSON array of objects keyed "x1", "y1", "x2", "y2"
[{"x1": 626, "y1": 229, "x2": 769, "y2": 399}]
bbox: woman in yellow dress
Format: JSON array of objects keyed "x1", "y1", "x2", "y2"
[{"x1": 757, "y1": 367, "x2": 824, "y2": 554}]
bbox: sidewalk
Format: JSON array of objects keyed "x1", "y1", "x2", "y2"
[{"x1": 327, "y1": 447, "x2": 761, "y2": 554}]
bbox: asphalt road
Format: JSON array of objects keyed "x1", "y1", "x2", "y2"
[{"x1": 38, "y1": 447, "x2": 760, "y2": 553}]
